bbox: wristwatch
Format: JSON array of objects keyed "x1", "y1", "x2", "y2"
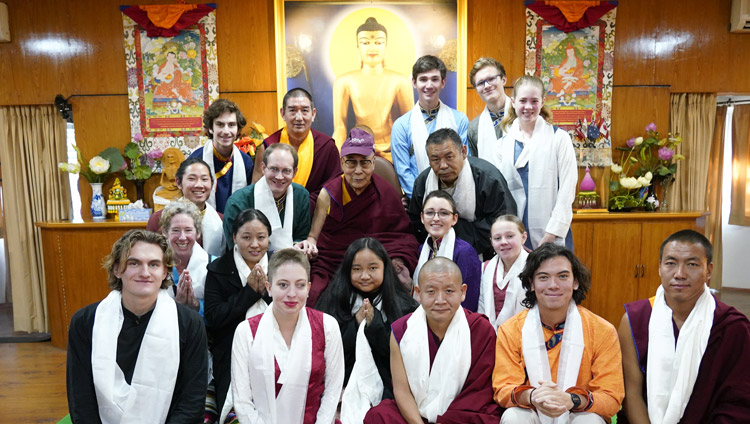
[{"x1": 570, "y1": 393, "x2": 581, "y2": 411}]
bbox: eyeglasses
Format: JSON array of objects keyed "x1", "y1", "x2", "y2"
[
  {"x1": 267, "y1": 166, "x2": 294, "y2": 177},
  {"x1": 423, "y1": 210, "x2": 455, "y2": 219},
  {"x1": 343, "y1": 159, "x2": 373, "y2": 170},
  {"x1": 475, "y1": 74, "x2": 502, "y2": 90}
]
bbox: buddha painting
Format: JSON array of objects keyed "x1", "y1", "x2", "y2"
[{"x1": 331, "y1": 17, "x2": 413, "y2": 162}]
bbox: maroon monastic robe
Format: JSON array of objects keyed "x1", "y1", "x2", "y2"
[
  {"x1": 264, "y1": 128, "x2": 342, "y2": 204},
  {"x1": 308, "y1": 174, "x2": 419, "y2": 306},
  {"x1": 364, "y1": 308, "x2": 503, "y2": 424},
  {"x1": 247, "y1": 308, "x2": 327, "y2": 423},
  {"x1": 619, "y1": 297, "x2": 750, "y2": 423}
]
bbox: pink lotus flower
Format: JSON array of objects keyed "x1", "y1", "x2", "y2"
[
  {"x1": 658, "y1": 147, "x2": 674, "y2": 160},
  {"x1": 147, "y1": 149, "x2": 163, "y2": 160},
  {"x1": 133, "y1": 133, "x2": 144, "y2": 142},
  {"x1": 626, "y1": 138, "x2": 636, "y2": 148},
  {"x1": 645, "y1": 122, "x2": 657, "y2": 133}
]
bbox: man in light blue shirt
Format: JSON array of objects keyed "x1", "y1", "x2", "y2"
[{"x1": 390, "y1": 55, "x2": 469, "y2": 199}]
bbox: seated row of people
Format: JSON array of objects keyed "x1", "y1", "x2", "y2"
[{"x1": 68, "y1": 227, "x2": 750, "y2": 423}]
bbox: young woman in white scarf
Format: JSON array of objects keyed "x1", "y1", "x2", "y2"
[
  {"x1": 205, "y1": 208, "x2": 273, "y2": 422},
  {"x1": 413, "y1": 190, "x2": 482, "y2": 312},
  {"x1": 479, "y1": 215, "x2": 529, "y2": 329},
  {"x1": 315, "y1": 238, "x2": 418, "y2": 423},
  {"x1": 231, "y1": 249, "x2": 344, "y2": 424},
  {"x1": 498, "y1": 75, "x2": 577, "y2": 250}
]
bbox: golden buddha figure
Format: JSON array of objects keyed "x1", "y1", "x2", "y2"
[
  {"x1": 332, "y1": 17, "x2": 413, "y2": 162},
  {"x1": 152, "y1": 147, "x2": 185, "y2": 211}
]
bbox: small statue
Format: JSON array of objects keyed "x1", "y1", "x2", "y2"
[
  {"x1": 152, "y1": 147, "x2": 185, "y2": 212},
  {"x1": 106, "y1": 178, "x2": 131, "y2": 219}
]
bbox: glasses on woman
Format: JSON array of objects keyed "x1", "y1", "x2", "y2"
[
  {"x1": 475, "y1": 74, "x2": 501, "y2": 90},
  {"x1": 423, "y1": 209, "x2": 455, "y2": 219},
  {"x1": 343, "y1": 159, "x2": 373, "y2": 170}
]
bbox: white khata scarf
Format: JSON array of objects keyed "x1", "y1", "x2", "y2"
[
  {"x1": 647, "y1": 284, "x2": 715, "y2": 424},
  {"x1": 233, "y1": 245, "x2": 269, "y2": 319},
  {"x1": 340, "y1": 317, "x2": 385, "y2": 424},
  {"x1": 247, "y1": 304, "x2": 312, "y2": 423},
  {"x1": 480, "y1": 249, "x2": 528, "y2": 329},
  {"x1": 522, "y1": 301, "x2": 585, "y2": 424},
  {"x1": 92, "y1": 290, "x2": 179, "y2": 424},
  {"x1": 476, "y1": 97, "x2": 511, "y2": 169},
  {"x1": 423, "y1": 158, "x2": 476, "y2": 221},
  {"x1": 201, "y1": 201, "x2": 225, "y2": 257},
  {"x1": 400, "y1": 305, "x2": 471, "y2": 423},
  {"x1": 174, "y1": 242, "x2": 209, "y2": 301},
  {"x1": 202, "y1": 143, "x2": 247, "y2": 209},
  {"x1": 254, "y1": 176, "x2": 294, "y2": 250},
  {"x1": 409, "y1": 100, "x2": 458, "y2": 173},
  {"x1": 413, "y1": 228, "x2": 456, "y2": 288}
]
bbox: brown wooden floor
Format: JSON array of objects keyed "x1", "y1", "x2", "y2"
[
  {"x1": 0, "y1": 289, "x2": 748, "y2": 423},
  {"x1": 0, "y1": 342, "x2": 68, "y2": 423}
]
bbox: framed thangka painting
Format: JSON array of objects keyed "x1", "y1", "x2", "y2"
[
  {"x1": 121, "y1": 4, "x2": 219, "y2": 157},
  {"x1": 525, "y1": 1, "x2": 617, "y2": 166},
  {"x1": 275, "y1": 0, "x2": 466, "y2": 157}
]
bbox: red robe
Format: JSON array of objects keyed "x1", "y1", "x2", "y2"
[
  {"x1": 364, "y1": 309, "x2": 502, "y2": 424},
  {"x1": 308, "y1": 174, "x2": 418, "y2": 306},
  {"x1": 264, "y1": 128, "x2": 342, "y2": 204},
  {"x1": 620, "y1": 297, "x2": 750, "y2": 423}
]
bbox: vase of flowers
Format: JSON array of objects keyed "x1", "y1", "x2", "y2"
[
  {"x1": 59, "y1": 145, "x2": 125, "y2": 220},
  {"x1": 123, "y1": 135, "x2": 162, "y2": 204},
  {"x1": 609, "y1": 123, "x2": 685, "y2": 212}
]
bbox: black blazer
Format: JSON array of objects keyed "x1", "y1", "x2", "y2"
[{"x1": 204, "y1": 250, "x2": 271, "y2": 414}]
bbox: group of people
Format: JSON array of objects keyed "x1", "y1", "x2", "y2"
[{"x1": 65, "y1": 54, "x2": 750, "y2": 424}]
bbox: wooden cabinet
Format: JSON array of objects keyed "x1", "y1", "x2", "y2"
[
  {"x1": 36, "y1": 220, "x2": 146, "y2": 348},
  {"x1": 571, "y1": 212, "x2": 706, "y2": 326}
]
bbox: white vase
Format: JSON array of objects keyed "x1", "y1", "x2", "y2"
[{"x1": 90, "y1": 182, "x2": 106, "y2": 221}]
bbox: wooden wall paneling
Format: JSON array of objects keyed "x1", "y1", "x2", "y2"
[
  {"x1": 223, "y1": 92, "x2": 280, "y2": 135},
  {"x1": 571, "y1": 221, "x2": 594, "y2": 271},
  {"x1": 587, "y1": 221, "x2": 642, "y2": 325},
  {"x1": 216, "y1": 0, "x2": 276, "y2": 92}
]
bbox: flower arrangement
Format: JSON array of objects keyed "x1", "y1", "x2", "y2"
[
  {"x1": 59, "y1": 146, "x2": 125, "y2": 183},
  {"x1": 609, "y1": 123, "x2": 684, "y2": 210},
  {"x1": 123, "y1": 134, "x2": 162, "y2": 181},
  {"x1": 234, "y1": 122, "x2": 269, "y2": 158}
]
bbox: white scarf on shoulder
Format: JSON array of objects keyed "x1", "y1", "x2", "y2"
[
  {"x1": 201, "y1": 201, "x2": 225, "y2": 257},
  {"x1": 476, "y1": 97, "x2": 510, "y2": 169},
  {"x1": 340, "y1": 317, "x2": 384, "y2": 424},
  {"x1": 177, "y1": 242, "x2": 209, "y2": 301},
  {"x1": 92, "y1": 290, "x2": 179, "y2": 424},
  {"x1": 203, "y1": 143, "x2": 247, "y2": 209},
  {"x1": 413, "y1": 228, "x2": 456, "y2": 288},
  {"x1": 647, "y1": 285, "x2": 715, "y2": 424},
  {"x1": 480, "y1": 249, "x2": 528, "y2": 329},
  {"x1": 423, "y1": 158, "x2": 476, "y2": 221},
  {"x1": 247, "y1": 304, "x2": 312, "y2": 424},
  {"x1": 400, "y1": 305, "x2": 471, "y2": 423},
  {"x1": 233, "y1": 245, "x2": 269, "y2": 319},
  {"x1": 410, "y1": 101, "x2": 458, "y2": 173},
  {"x1": 254, "y1": 177, "x2": 294, "y2": 250},
  {"x1": 521, "y1": 301, "x2": 585, "y2": 424}
]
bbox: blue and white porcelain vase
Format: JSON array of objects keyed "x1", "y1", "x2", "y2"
[{"x1": 90, "y1": 182, "x2": 106, "y2": 221}]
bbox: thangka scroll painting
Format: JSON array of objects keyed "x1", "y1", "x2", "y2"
[
  {"x1": 122, "y1": 4, "x2": 219, "y2": 158},
  {"x1": 525, "y1": 1, "x2": 617, "y2": 166}
]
